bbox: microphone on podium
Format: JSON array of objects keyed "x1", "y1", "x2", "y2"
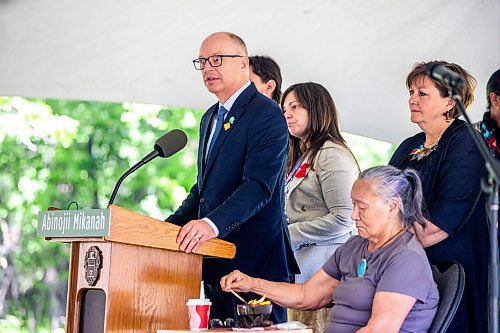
[
  {"x1": 108, "y1": 129, "x2": 188, "y2": 206},
  {"x1": 426, "y1": 63, "x2": 466, "y2": 89}
]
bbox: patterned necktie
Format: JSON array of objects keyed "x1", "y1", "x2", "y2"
[{"x1": 207, "y1": 105, "x2": 228, "y2": 159}]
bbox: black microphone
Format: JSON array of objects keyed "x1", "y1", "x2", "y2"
[
  {"x1": 108, "y1": 129, "x2": 188, "y2": 206},
  {"x1": 426, "y1": 63, "x2": 466, "y2": 89}
]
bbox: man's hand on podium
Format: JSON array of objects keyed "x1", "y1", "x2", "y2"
[{"x1": 176, "y1": 219, "x2": 216, "y2": 253}]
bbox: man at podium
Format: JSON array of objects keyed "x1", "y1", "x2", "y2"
[{"x1": 166, "y1": 32, "x2": 299, "y2": 323}]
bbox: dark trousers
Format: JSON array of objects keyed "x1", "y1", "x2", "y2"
[{"x1": 204, "y1": 282, "x2": 287, "y2": 324}]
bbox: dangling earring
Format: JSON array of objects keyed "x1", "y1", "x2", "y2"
[{"x1": 444, "y1": 110, "x2": 452, "y2": 122}]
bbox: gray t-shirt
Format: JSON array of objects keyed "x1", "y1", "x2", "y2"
[{"x1": 322, "y1": 232, "x2": 439, "y2": 333}]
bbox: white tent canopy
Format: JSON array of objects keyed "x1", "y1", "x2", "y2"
[{"x1": 1, "y1": 0, "x2": 498, "y2": 143}]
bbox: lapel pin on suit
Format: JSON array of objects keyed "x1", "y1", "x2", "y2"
[
  {"x1": 295, "y1": 163, "x2": 310, "y2": 178},
  {"x1": 224, "y1": 116, "x2": 236, "y2": 131}
]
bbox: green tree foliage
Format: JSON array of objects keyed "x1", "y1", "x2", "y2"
[
  {"x1": 343, "y1": 133, "x2": 396, "y2": 171},
  {"x1": 0, "y1": 97, "x2": 202, "y2": 331}
]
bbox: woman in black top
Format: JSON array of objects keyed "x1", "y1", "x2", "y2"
[{"x1": 389, "y1": 61, "x2": 489, "y2": 333}]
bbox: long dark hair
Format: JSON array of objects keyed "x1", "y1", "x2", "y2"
[{"x1": 281, "y1": 82, "x2": 357, "y2": 175}]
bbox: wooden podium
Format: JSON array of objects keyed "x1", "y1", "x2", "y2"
[{"x1": 48, "y1": 205, "x2": 236, "y2": 333}]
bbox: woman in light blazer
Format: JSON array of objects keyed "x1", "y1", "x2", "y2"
[{"x1": 281, "y1": 82, "x2": 359, "y2": 332}]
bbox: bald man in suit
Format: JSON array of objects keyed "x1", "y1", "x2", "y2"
[{"x1": 167, "y1": 32, "x2": 299, "y2": 323}]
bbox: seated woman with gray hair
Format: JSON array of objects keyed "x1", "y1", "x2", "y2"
[{"x1": 221, "y1": 165, "x2": 439, "y2": 333}]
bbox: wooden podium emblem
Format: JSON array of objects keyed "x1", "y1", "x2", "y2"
[
  {"x1": 45, "y1": 205, "x2": 236, "y2": 332},
  {"x1": 84, "y1": 246, "x2": 102, "y2": 286}
]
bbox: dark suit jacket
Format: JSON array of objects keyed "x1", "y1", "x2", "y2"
[{"x1": 168, "y1": 83, "x2": 299, "y2": 284}]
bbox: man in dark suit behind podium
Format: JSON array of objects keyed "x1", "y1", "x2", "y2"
[{"x1": 166, "y1": 32, "x2": 298, "y2": 323}]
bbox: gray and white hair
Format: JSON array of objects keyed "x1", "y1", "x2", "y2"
[{"x1": 358, "y1": 165, "x2": 425, "y2": 229}]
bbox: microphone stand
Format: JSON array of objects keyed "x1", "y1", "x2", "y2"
[
  {"x1": 450, "y1": 88, "x2": 499, "y2": 333},
  {"x1": 107, "y1": 150, "x2": 159, "y2": 207}
]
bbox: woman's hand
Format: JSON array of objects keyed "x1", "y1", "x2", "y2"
[
  {"x1": 412, "y1": 221, "x2": 422, "y2": 235},
  {"x1": 221, "y1": 268, "x2": 338, "y2": 310},
  {"x1": 220, "y1": 270, "x2": 255, "y2": 293},
  {"x1": 413, "y1": 219, "x2": 449, "y2": 247}
]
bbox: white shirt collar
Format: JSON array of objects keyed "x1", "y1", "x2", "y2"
[{"x1": 219, "y1": 81, "x2": 251, "y2": 111}]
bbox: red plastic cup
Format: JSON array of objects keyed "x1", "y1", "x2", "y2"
[{"x1": 186, "y1": 299, "x2": 211, "y2": 330}]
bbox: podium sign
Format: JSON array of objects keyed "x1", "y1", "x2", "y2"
[{"x1": 37, "y1": 208, "x2": 110, "y2": 237}]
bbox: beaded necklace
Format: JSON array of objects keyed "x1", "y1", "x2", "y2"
[
  {"x1": 409, "y1": 137, "x2": 441, "y2": 161},
  {"x1": 357, "y1": 228, "x2": 405, "y2": 277}
]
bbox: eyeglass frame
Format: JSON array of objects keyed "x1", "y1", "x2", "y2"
[{"x1": 192, "y1": 54, "x2": 245, "y2": 70}]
